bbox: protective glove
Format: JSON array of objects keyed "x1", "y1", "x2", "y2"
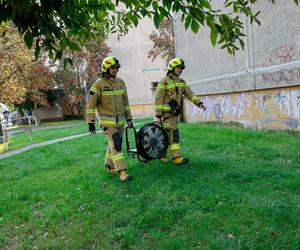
[
  {"x1": 88, "y1": 123, "x2": 96, "y2": 134},
  {"x1": 198, "y1": 102, "x2": 206, "y2": 111},
  {"x1": 127, "y1": 119, "x2": 133, "y2": 128},
  {"x1": 155, "y1": 115, "x2": 163, "y2": 123}
]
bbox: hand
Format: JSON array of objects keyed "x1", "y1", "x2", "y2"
[
  {"x1": 88, "y1": 123, "x2": 96, "y2": 134},
  {"x1": 198, "y1": 102, "x2": 206, "y2": 111},
  {"x1": 155, "y1": 116, "x2": 163, "y2": 123},
  {"x1": 127, "y1": 120, "x2": 133, "y2": 128}
]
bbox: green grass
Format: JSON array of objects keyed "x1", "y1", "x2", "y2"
[
  {"x1": 7, "y1": 125, "x2": 87, "y2": 151},
  {"x1": 0, "y1": 123, "x2": 299, "y2": 249},
  {"x1": 7, "y1": 117, "x2": 153, "y2": 151},
  {"x1": 40, "y1": 119, "x2": 85, "y2": 126}
]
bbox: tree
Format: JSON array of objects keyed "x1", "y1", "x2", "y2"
[
  {"x1": 25, "y1": 61, "x2": 54, "y2": 107},
  {"x1": 0, "y1": 22, "x2": 54, "y2": 107},
  {"x1": 0, "y1": 22, "x2": 30, "y2": 105},
  {"x1": 1, "y1": 0, "x2": 298, "y2": 61},
  {"x1": 148, "y1": 18, "x2": 175, "y2": 63},
  {"x1": 53, "y1": 39, "x2": 111, "y2": 117}
]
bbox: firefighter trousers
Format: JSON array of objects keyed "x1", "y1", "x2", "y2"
[
  {"x1": 103, "y1": 125, "x2": 126, "y2": 172},
  {"x1": 161, "y1": 115, "x2": 181, "y2": 159},
  {"x1": 164, "y1": 128, "x2": 181, "y2": 159}
]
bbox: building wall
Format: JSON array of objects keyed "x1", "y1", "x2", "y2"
[
  {"x1": 174, "y1": 1, "x2": 300, "y2": 130},
  {"x1": 107, "y1": 18, "x2": 166, "y2": 117},
  {"x1": 183, "y1": 86, "x2": 300, "y2": 130}
]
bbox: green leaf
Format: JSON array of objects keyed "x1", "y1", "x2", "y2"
[
  {"x1": 294, "y1": 0, "x2": 299, "y2": 4},
  {"x1": 181, "y1": 13, "x2": 185, "y2": 23},
  {"x1": 48, "y1": 50, "x2": 54, "y2": 60},
  {"x1": 225, "y1": 1, "x2": 232, "y2": 7},
  {"x1": 201, "y1": 0, "x2": 211, "y2": 9},
  {"x1": 210, "y1": 27, "x2": 218, "y2": 47},
  {"x1": 158, "y1": 6, "x2": 169, "y2": 17},
  {"x1": 162, "y1": 0, "x2": 172, "y2": 10},
  {"x1": 152, "y1": 1, "x2": 158, "y2": 12},
  {"x1": 185, "y1": 16, "x2": 192, "y2": 30},
  {"x1": 233, "y1": 3, "x2": 239, "y2": 13},
  {"x1": 59, "y1": 38, "x2": 67, "y2": 51},
  {"x1": 55, "y1": 50, "x2": 63, "y2": 60},
  {"x1": 191, "y1": 0, "x2": 197, "y2": 6},
  {"x1": 24, "y1": 30, "x2": 33, "y2": 49},
  {"x1": 191, "y1": 19, "x2": 200, "y2": 33},
  {"x1": 140, "y1": 9, "x2": 147, "y2": 17},
  {"x1": 154, "y1": 12, "x2": 160, "y2": 28},
  {"x1": 34, "y1": 46, "x2": 41, "y2": 59},
  {"x1": 69, "y1": 41, "x2": 81, "y2": 52},
  {"x1": 172, "y1": 1, "x2": 180, "y2": 12},
  {"x1": 63, "y1": 58, "x2": 68, "y2": 69},
  {"x1": 63, "y1": 58, "x2": 73, "y2": 69},
  {"x1": 131, "y1": 14, "x2": 139, "y2": 27},
  {"x1": 239, "y1": 38, "x2": 245, "y2": 50}
]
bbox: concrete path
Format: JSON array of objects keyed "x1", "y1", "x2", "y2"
[{"x1": 0, "y1": 132, "x2": 91, "y2": 159}]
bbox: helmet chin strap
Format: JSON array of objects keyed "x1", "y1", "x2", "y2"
[
  {"x1": 108, "y1": 72, "x2": 116, "y2": 78},
  {"x1": 173, "y1": 71, "x2": 179, "y2": 77},
  {"x1": 103, "y1": 70, "x2": 115, "y2": 78}
]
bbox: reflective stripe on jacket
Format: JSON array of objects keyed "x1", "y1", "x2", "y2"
[
  {"x1": 86, "y1": 76, "x2": 132, "y2": 125},
  {"x1": 155, "y1": 73, "x2": 201, "y2": 117}
]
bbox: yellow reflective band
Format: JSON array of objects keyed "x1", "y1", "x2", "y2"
[
  {"x1": 90, "y1": 87, "x2": 100, "y2": 96},
  {"x1": 100, "y1": 120, "x2": 125, "y2": 125},
  {"x1": 175, "y1": 82, "x2": 186, "y2": 87},
  {"x1": 156, "y1": 83, "x2": 166, "y2": 90},
  {"x1": 170, "y1": 144, "x2": 180, "y2": 151},
  {"x1": 192, "y1": 96, "x2": 200, "y2": 102},
  {"x1": 106, "y1": 153, "x2": 112, "y2": 159},
  {"x1": 112, "y1": 153, "x2": 124, "y2": 162},
  {"x1": 86, "y1": 108, "x2": 95, "y2": 114},
  {"x1": 155, "y1": 105, "x2": 163, "y2": 111},
  {"x1": 165, "y1": 82, "x2": 186, "y2": 90},
  {"x1": 155, "y1": 105, "x2": 171, "y2": 111},
  {"x1": 101, "y1": 89, "x2": 125, "y2": 96},
  {"x1": 166, "y1": 84, "x2": 176, "y2": 89}
]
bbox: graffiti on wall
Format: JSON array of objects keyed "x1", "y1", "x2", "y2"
[
  {"x1": 184, "y1": 87, "x2": 300, "y2": 130},
  {"x1": 186, "y1": 93, "x2": 250, "y2": 121},
  {"x1": 269, "y1": 45, "x2": 296, "y2": 64},
  {"x1": 214, "y1": 104, "x2": 223, "y2": 121},
  {"x1": 262, "y1": 45, "x2": 300, "y2": 84},
  {"x1": 275, "y1": 90, "x2": 300, "y2": 119},
  {"x1": 199, "y1": 93, "x2": 250, "y2": 120}
]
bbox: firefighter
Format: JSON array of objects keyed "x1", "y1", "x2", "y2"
[
  {"x1": 155, "y1": 57, "x2": 206, "y2": 165},
  {"x1": 86, "y1": 56, "x2": 133, "y2": 182}
]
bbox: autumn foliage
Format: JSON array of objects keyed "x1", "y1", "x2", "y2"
[
  {"x1": 148, "y1": 18, "x2": 175, "y2": 63},
  {"x1": 0, "y1": 23, "x2": 54, "y2": 107}
]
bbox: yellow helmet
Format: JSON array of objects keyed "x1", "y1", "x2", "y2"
[
  {"x1": 167, "y1": 57, "x2": 185, "y2": 71},
  {"x1": 101, "y1": 56, "x2": 121, "y2": 73}
]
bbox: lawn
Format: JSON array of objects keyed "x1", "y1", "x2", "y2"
[
  {"x1": 6, "y1": 117, "x2": 152, "y2": 151},
  {"x1": 0, "y1": 123, "x2": 299, "y2": 249}
]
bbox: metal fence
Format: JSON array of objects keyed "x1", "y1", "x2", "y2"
[{"x1": 0, "y1": 116, "x2": 38, "y2": 151}]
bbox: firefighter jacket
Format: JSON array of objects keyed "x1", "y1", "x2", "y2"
[
  {"x1": 86, "y1": 76, "x2": 132, "y2": 126},
  {"x1": 155, "y1": 73, "x2": 201, "y2": 119}
]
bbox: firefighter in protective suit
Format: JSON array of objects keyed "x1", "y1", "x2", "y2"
[
  {"x1": 155, "y1": 58, "x2": 206, "y2": 165},
  {"x1": 86, "y1": 56, "x2": 133, "y2": 182}
]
